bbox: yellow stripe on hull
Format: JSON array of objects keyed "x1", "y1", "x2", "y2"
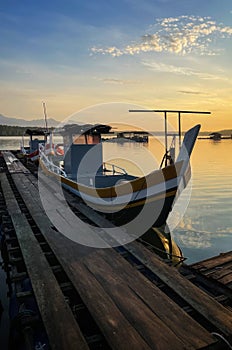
[{"x1": 40, "y1": 159, "x2": 182, "y2": 200}]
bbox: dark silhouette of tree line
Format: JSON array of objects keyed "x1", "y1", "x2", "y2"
[{"x1": 0, "y1": 125, "x2": 54, "y2": 136}]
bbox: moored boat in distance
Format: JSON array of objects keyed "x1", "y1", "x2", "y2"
[
  {"x1": 39, "y1": 109, "x2": 210, "y2": 229},
  {"x1": 19, "y1": 102, "x2": 57, "y2": 163},
  {"x1": 20, "y1": 128, "x2": 50, "y2": 163},
  {"x1": 104, "y1": 131, "x2": 149, "y2": 143}
]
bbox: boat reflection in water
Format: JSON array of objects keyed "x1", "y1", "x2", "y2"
[{"x1": 139, "y1": 226, "x2": 185, "y2": 266}]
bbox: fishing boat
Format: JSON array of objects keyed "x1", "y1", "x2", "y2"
[
  {"x1": 19, "y1": 103, "x2": 52, "y2": 163},
  {"x1": 39, "y1": 110, "x2": 210, "y2": 227},
  {"x1": 20, "y1": 128, "x2": 50, "y2": 163},
  {"x1": 104, "y1": 131, "x2": 149, "y2": 143}
]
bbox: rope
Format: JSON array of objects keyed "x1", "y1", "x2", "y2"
[
  {"x1": 211, "y1": 332, "x2": 232, "y2": 349},
  {"x1": 138, "y1": 237, "x2": 187, "y2": 265}
]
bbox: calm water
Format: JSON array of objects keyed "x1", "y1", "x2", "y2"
[
  {"x1": 173, "y1": 139, "x2": 232, "y2": 263},
  {"x1": 0, "y1": 136, "x2": 231, "y2": 264}
]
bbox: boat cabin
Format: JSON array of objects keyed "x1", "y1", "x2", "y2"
[
  {"x1": 25, "y1": 129, "x2": 49, "y2": 153},
  {"x1": 59, "y1": 124, "x2": 136, "y2": 187}
]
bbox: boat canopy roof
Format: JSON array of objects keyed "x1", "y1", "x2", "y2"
[{"x1": 58, "y1": 123, "x2": 112, "y2": 136}]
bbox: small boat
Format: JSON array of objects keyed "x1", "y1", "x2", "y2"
[
  {"x1": 20, "y1": 128, "x2": 50, "y2": 163},
  {"x1": 107, "y1": 131, "x2": 149, "y2": 143},
  {"x1": 39, "y1": 109, "x2": 210, "y2": 227},
  {"x1": 19, "y1": 103, "x2": 53, "y2": 163}
]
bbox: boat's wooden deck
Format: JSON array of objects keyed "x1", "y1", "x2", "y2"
[{"x1": 1, "y1": 151, "x2": 232, "y2": 349}]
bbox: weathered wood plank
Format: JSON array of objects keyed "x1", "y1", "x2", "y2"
[
  {"x1": 15, "y1": 173, "x2": 111, "y2": 248},
  {"x1": 13, "y1": 171, "x2": 220, "y2": 349},
  {"x1": 69, "y1": 261, "x2": 151, "y2": 350},
  {"x1": 10, "y1": 174, "x2": 153, "y2": 349},
  {"x1": 219, "y1": 273, "x2": 232, "y2": 286},
  {"x1": 0, "y1": 173, "x2": 89, "y2": 350},
  {"x1": 1, "y1": 151, "x2": 30, "y2": 174},
  {"x1": 192, "y1": 252, "x2": 232, "y2": 271},
  {"x1": 205, "y1": 267, "x2": 232, "y2": 281},
  {"x1": 83, "y1": 249, "x2": 216, "y2": 349},
  {"x1": 126, "y1": 241, "x2": 232, "y2": 337},
  {"x1": 6, "y1": 161, "x2": 228, "y2": 347},
  {"x1": 81, "y1": 254, "x2": 188, "y2": 350},
  {"x1": 38, "y1": 171, "x2": 137, "y2": 246}
]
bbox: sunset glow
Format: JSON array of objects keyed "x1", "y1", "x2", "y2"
[{"x1": 0, "y1": 1, "x2": 231, "y2": 130}]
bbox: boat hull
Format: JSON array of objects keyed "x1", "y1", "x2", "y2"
[
  {"x1": 39, "y1": 158, "x2": 183, "y2": 227},
  {"x1": 109, "y1": 189, "x2": 177, "y2": 227}
]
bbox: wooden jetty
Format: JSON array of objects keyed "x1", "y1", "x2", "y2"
[
  {"x1": 1, "y1": 151, "x2": 232, "y2": 349},
  {"x1": 191, "y1": 252, "x2": 232, "y2": 290}
]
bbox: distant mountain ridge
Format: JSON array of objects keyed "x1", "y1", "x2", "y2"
[
  {"x1": 199, "y1": 130, "x2": 232, "y2": 136},
  {"x1": 217, "y1": 129, "x2": 232, "y2": 136},
  {"x1": 0, "y1": 113, "x2": 231, "y2": 135},
  {"x1": 0, "y1": 113, "x2": 59, "y2": 127}
]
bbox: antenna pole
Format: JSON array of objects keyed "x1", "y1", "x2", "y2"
[
  {"x1": 42, "y1": 102, "x2": 48, "y2": 132},
  {"x1": 178, "y1": 112, "x2": 181, "y2": 148},
  {"x1": 164, "y1": 111, "x2": 168, "y2": 166}
]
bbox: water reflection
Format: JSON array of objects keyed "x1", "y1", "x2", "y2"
[
  {"x1": 173, "y1": 139, "x2": 232, "y2": 263},
  {"x1": 103, "y1": 138, "x2": 232, "y2": 263}
]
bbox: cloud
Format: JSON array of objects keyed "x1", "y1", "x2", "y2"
[
  {"x1": 95, "y1": 77, "x2": 141, "y2": 85},
  {"x1": 174, "y1": 226, "x2": 230, "y2": 249},
  {"x1": 178, "y1": 90, "x2": 208, "y2": 95},
  {"x1": 141, "y1": 61, "x2": 227, "y2": 80},
  {"x1": 175, "y1": 230, "x2": 212, "y2": 249},
  {"x1": 91, "y1": 15, "x2": 232, "y2": 57}
]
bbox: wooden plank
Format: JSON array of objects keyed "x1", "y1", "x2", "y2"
[
  {"x1": 14, "y1": 172, "x2": 219, "y2": 345},
  {"x1": 205, "y1": 267, "x2": 232, "y2": 281},
  {"x1": 220, "y1": 274, "x2": 232, "y2": 286},
  {"x1": 20, "y1": 173, "x2": 38, "y2": 193},
  {"x1": 10, "y1": 174, "x2": 153, "y2": 349},
  {"x1": 37, "y1": 172, "x2": 136, "y2": 246},
  {"x1": 22, "y1": 169, "x2": 232, "y2": 343},
  {"x1": 0, "y1": 173, "x2": 89, "y2": 350},
  {"x1": 125, "y1": 241, "x2": 232, "y2": 338},
  {"x1": 14, "y1": 174, "x2": 44, "y2": 213},
  {"x1": 79, "y1": 256, "x2": 188, "y2": 350},
  {"x1": 192, "y1": 252, "x2": 232, "y2": 271},
  {"x1": 8, "y1": 163, "x2": 229, "y2": 344},
  {"x1": 26, "y1": 172, "x2": 39, "y2": 187},
  {"x1": 15, "y1": 173, "x2": 111, "y2": 248},
  {"x1": 82, "y1": 249, "x2": 216, "y2": 349},
  {"x1": 2, "y1": 151, "x2": 30, "y2": 174},
  {"x1": 69, "y1": 261, "x2": 151, "y2": 350},
  {"x1": 182, "y1": 265, "x2": 232, "y2": 305}
]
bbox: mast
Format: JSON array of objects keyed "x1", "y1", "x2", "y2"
[{"x1": 42, "y1": 102, "x2": 48, "y2": 132}]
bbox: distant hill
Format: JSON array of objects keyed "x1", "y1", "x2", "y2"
[
  {"x1": 217, "y1": 129, "x2": 232, "y2": 136},
  {"x1": 0, "y1": 113, "x2": 59, "y2": 127},
  {"x1": 0, "y1": 113, "x2": 231, "y2": 136}
]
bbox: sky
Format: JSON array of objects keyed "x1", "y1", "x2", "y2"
[{"x1": 0, "y1": 0, "x2": 232, "y2": 131}]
